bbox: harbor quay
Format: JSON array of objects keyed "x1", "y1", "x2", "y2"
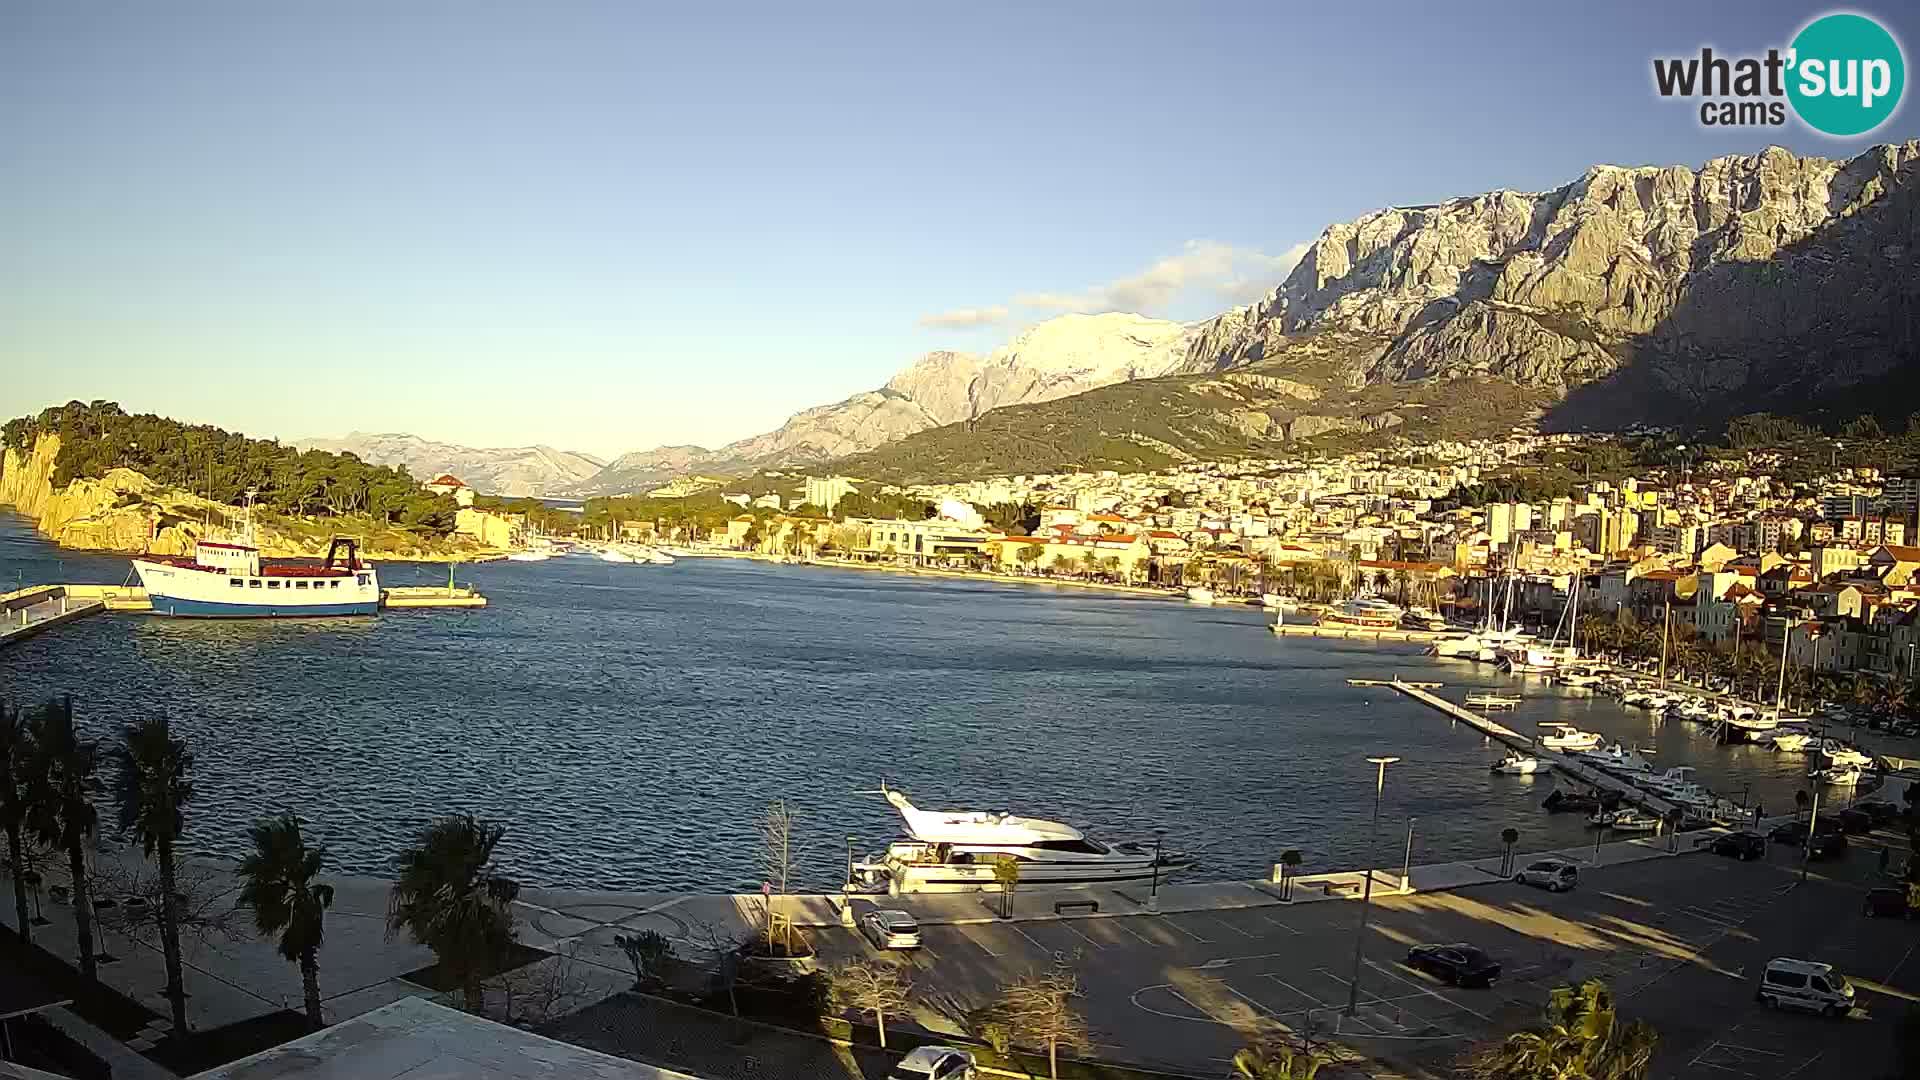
[{"x1": 6, "y1": 814, "x2": 1913, "y2": 1079}]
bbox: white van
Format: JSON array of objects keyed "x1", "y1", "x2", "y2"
[{"x1": 1756, "y1": 958, "x2": 1855, "y2": 1016}]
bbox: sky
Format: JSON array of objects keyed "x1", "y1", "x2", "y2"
[{"x1": 4, "y1": 1, "x2": 1917, "y2": 461}]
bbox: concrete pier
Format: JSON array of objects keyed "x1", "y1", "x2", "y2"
[
  {"x1": 1387, "y1": 679, "x2": 1679, "y2": 817},
  {"x1": 0, "y1": 585, "x2": 107, "y2": 648},
  {"x1": 1270, "y1": 622, "x2": 1443, "y2": 643}
]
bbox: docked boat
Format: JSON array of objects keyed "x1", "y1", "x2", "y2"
[
  {"x1": 850, "y1": 785, "x2": 1191, "y2": 894},
  {"x1": 1575, "y1": 743, "x2": 1653, "y2": 775},
  {"x1": 1185, "y1": 586, "x2": 1216, "y2": 604},
  {"x1": 1762, "y1": 730, "x2": 1815, "y2": 753},
  {"x1": 1490, "y1": 752, "x2": 1545, "y2": 775},
  {"x1": 1818, "y1": 740, "x2": 1874, "y2": 769},
  {"x1": 597, "y1": 547, "x2": 637, "y2": 563},
  {"x1": 1536, "y1": 723, "x2": 1603, "y2": 752},
  {"x1": 1430, "y1": 632, "x2": 1497, "y2": 661},
  {"x1": 1557, "y1": 671, "x2": 1604, "y2": 689},
  {"x1": 505, "y1": 550, "x2": 551, "y2": 562},
  {"x1": 132, "y1": 499, "x2": 378, "y2": 618},
  {"x1": 1400, "y1": 606, "x2": 1448, "y2": 632},
  {"x1": 1260, "y1": 593, "x2": 1300, "y2": 613},
  {"x1": 1465, "y1": 692, "x2": 1522, "y2": 710},
  {"x1": 1814, "y1": 765, "x2": 1865, "y2": 786},
  {"x1": 1320, "y1": 597, "x2": 1402, "y2": 629},
  {"x1": 1588, "y1": 807, "x2": 1659, "y2": 832}
]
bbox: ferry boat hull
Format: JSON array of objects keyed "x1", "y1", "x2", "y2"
[{"x1": 132, "y1": 536, "x2": 379, "y2": 618}]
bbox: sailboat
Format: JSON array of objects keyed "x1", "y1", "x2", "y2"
[{"x1": 1500, "y1": 573, "x2": 1583, "y2": 674}]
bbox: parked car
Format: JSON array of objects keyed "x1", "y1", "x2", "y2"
[
  {"x1": 1807, "y1": 830, "x2": 1848, "y2": 860},
  {"x1": 1708, "y1": 831, "x2": 1766, "y2": 860},
  {"x1": 1514, "y1": 858, "x2": 1579, "y2": 892},
  {"x1": 1405, "y1": 944, "x2": 1502, "y2": 987},
  {"x1": 890, "y1": 1046, "x2": 976, "y2": 1080},
  {"x1": 1834, "y1": 808, "x2": 1876, "y2": 835},
  {"x1": 1856, "y1": 801, "x2": 1902, "y2": 826},
  {"x1": 1864, "y1": 887, "x2": 1915, "y2": 919},
  {"x1": 1756, "y1": 958, "x2": 1856, "y2": 1016},
  {"x1": 1768, "y1": 819, "x2": 1842, "y2": 845},
  {"x1": 859, "y1": 909, "x2": 923, "y2": 950}
]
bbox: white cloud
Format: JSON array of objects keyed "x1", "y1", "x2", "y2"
[{"x1": 916, "y1": 305, "x2": 1011, "y2": 329}]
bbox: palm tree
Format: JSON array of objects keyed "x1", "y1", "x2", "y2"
[
  {"x1": 1469, "y1": 979, "x2": 1657, "y2": 1079},
  {"x1": 1278, "y1": 850, "x2": 1302, "y2": 901},
  {"x1": 112, "y1": 716, "x2": 195, "y2": 1032},
  {"x1": 385, "y1": 814, "x2": 519, "y2": 1013},
  {"x1": 1500, "y1": 828, "x2": 1521, "y2": 877},
  {"x1": 237, "y1": 814, "x2": 335, "y2": 1028},
  {"x1": 25, "y1": 698, "x2": 100, "y2": 978},
  {"x1": 1233, "y1": 1044, "x2": 1324, "y2": 1079},
  {"x1": 0, "y1": 704, "x2": 35, "y2": 946}
]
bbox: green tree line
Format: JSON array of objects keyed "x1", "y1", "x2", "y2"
[{"x1": 2, "y1": 401, "x2": 457, "y2": 533}]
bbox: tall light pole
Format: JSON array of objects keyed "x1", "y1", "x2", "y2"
[
  {"x1": 1346, "y1": 756, "x2": 1399, "y2": 1016},
  {"x1": 1149, "y1": 828, "x2": 1168, "y2": 912},
  {"x1": 1401, "y1": 817, "x2": 1416, "y2": 894}
]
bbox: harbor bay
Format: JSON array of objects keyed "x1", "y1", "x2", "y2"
[{"x1": 2, "y1": 512, "x2": 1824, "y2": 893}]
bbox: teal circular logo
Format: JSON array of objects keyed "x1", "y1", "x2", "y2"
[{"x1": 1788, "y1": 13, "x2": 1905, "y2": 136}]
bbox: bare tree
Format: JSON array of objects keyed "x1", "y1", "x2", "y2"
[
  {"x1": 831, "y1": 959, "x2": 912, "y2": 1048},
  {"x1": 993, "y1": 966, "x2": 1091, "y2": 1080},
  {"x1": 759, "y1": 799, "x2": 795, "y2": 949},
  {"x1": 612, "y1": 929, "x2": 675, "y2": 990},
  {"x1": 483, "y1": 941, "x2": 599, "y2": 1027},
  {"x1": 94, "y1": 856, "x2": 240, "y2": 956}
]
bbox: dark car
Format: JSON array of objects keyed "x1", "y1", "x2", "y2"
[
  {"x1": 1769, "y1": 819, "x2": 1843, "y2": 845},
  {"x1": 1864, "y1": 887, "x2": 1914, "y2": 919},
  {"x1": 1834, "y1": 808, "x2": 1876, "y2": 835},
  {"x1": 1709, "y1": 831, "x2": 1766, "y2": 860},
  {"x1": 1807, "y1": 830, "x2": 1848, "y2": 860},
  {"x1": 1406, "y1": 944, "x2": 1502, "y2": 987},
  {"x1": 1856, "y1": 801, "x2": 1902, "y2": 826}
]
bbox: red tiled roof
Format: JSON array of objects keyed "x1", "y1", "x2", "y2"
[{"x1": 429, "y1": 474, "x2": 466, "y2": 487}]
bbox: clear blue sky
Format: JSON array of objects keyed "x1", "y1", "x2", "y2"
[{"x1": 4, "y1": 1, "x2": 1915, "y2": 459}]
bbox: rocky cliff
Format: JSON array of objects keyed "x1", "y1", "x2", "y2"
[
  {"x1": 292, "y1": 432, "x2": 605, "y2": 496},
  {"x1": 1180, "y1": 141, "x2": 1920, "y2": 426},
  {"x1": 2, "y1": 434, "x2": 490, "y2": 559}
]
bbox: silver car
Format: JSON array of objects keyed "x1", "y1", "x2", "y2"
[
  {"x1": 860, "y1": 908, "x2": 923, "y2": 950},
  {"x1": 1514, "y1": 858, "x2": 1579, "y2": 892},
  {"x1": 890, "y1": 1045, "x2": 975, "y2": 1080}
]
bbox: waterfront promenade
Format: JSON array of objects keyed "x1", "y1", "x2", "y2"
[{"x1": 12, "y1": 814, "x2": 1910, "y2": 1079}]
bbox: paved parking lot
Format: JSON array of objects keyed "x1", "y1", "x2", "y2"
[{"x1": 816, "y1": 828, "x2": 1920, "y2": 1078}]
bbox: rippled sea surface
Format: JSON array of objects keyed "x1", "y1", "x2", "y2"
[{"x1": 1, "y1": 512, "x2": 1822, "y2": 891}]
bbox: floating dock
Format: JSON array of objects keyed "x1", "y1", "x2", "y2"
[
  {"x1": 379, "y1": 586, "x2": 487, "y2": 609},
  {"x1": 1271, "y1": 622, "x2": 1444, "y2": 643},
  {"x1": 1385, "y1": 679, "x2": 1678, "y2": 818}
]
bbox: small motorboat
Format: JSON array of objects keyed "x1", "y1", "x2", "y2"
[
  {"x1": 1400, "y1": 606, "x2": 1448, "y2": 631},
  {"x1": 1491, "y1": 753, "x2": 1545, "y2": 775},
  {"x1": 1186, "y1": 587, "x2": 1216, "y2": 604},
  {"x1": 1763, "y1": 731, "x2": 1814, "y2": 753},
  {"x1": 1818, "y1": 740, "x2": 1874, "y2": 769},
  {"x1": 1465, "y1": 692, "x2": 1522, "y2": 710},
  {"x1": 1536, "y1": 724, "x2": 1603, "y2": 752},
  {"x1": 505, "y1": 550, "x2": 551, "y2": 562},
  {"x1": 1557, "y1": 671, "x2": 1603, "y2": 689},
  {"x1": 1575, "y1": 743, "x2": 1654, "y2": 775},
  {"x1": 1543, "y1": 788, "x2": 1615, "y2": 813},
  {"x1": 1589, "y1": 808, "x2": 1659, "y2": 832},
  {"x1": 1814, "y1": 766, "x2": 1865, "y2": 786}
]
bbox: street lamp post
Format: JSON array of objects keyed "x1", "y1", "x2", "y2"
[
  {"x1": 1149, "y1": 827, "x2": 1168, "y2": 913},
  {"x1": 1400, "y1": 818, "x2": 1416, "y2": 895},
  {"x1": 845, "y1": 836, "x2": 857, "y2": 890},
  {"x1": 1346, "y1": 756, "x2": 1399, "y2": 1016}
]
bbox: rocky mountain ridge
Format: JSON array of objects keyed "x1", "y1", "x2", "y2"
[
  {"x1": 292, "y1": 432, "x2": 606, "y2": 497},
  {"x1": 572, "y1": 312, "x2": 1199, "y2": 493}
]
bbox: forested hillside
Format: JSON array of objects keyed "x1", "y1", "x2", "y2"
[{"x1": 1, "y1": 401, "x2": 457, "y2": 532}]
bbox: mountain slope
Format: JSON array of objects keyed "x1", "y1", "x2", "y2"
[
  {"x1": 1180, "y1": 141, "x2": 1920, "y2": 428},
  {"x1": 294, "y1": 432, "x2": 606, "y2": 496},
  {"x1": 571, "y1": 312, "x2": 1199, "y2": 493}
]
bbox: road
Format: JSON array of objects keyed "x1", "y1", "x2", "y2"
[{"x1": 816, "y1": 823, "x2": 1920, "y2": 1078}]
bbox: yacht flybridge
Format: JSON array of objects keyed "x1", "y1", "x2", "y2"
[{"x1": 850, "y1": 784, "x2": 1191, "y2": 894}]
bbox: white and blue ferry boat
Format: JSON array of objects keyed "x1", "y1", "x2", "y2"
[{"x1": 132, "y1": 500, "x2": 379, "y2": 617}]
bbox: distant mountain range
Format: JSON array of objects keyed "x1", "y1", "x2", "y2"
[
  {"x1": 315, "y1": 140, "x2": 1920, "y2": 493},
  {"x1": 292, "y1": 433, "x2": 605, "y2": 497}
]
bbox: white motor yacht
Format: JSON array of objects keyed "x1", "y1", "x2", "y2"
[
  {"x1": 1588, "y1": 807, "x2": 1659, "y2": 832},
  {"x1": 1536, "y1": 724, "x2": 1603, "y2": 752},
  {"x1": 598, "y1": 547, "x2": 637, "y2": 564},
  {"x1": 505, "y1": 550, "x2": 551, "y2": 562},
  {"x1": 1260, "y1": 593, "x2": 1300, "y2": 613},
  {"x1": 1465, "y1": 692, "x2": 1522, "y2": 710},
  {"x1": 1557, "y1": 671, "x2": 1603, "y2": 689},
  {"x1": 1490, "y1": 753, "x2": 1546, "y2": 775},
  {"x1": 1186, "y1": 587, "x2": 1216, "y2": 604},
  {"x1": 852, "y1": 785, "x2": 1190, "y2": 894},
  {"x1": 1575, "y1": 743, "x2": 1654, "y2": 775},
  {"x1": 1320, "y1": 597, "x2": 1402, "y2": 629},
  {"x1": 1818, "y1": 740, "x2": 1874, "y2": 769},
  {"x1": 1762, "y1": 730, "x2": 1815, "y2": 753}
]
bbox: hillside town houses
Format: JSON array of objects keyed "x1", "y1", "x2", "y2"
[{"x1": 728, "y1": 432, "x2": 1920, "y2": 683}]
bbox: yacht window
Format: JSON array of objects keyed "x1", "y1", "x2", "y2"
[
  {"x1": 230, "y1": 578, "x2": 243, "y2": 587},
  {"x1": 1030, "y1": 839, "x2": 1111, "y2": 855},
  {"x1": 357, "y1": 574, "x2": 370, "y2": 586},
  {"x1": 330, "y1": 580, "x2": 340, "y2": 588},
  {"x1": 267, "y1": 580, "x2": 280, "y2": 589},
  {"x1": 295, "y1": 581, "x2": 309, "y2": 589},
  {"x1": 249, "y1": 580, "x2": 263, "y2": 589}
]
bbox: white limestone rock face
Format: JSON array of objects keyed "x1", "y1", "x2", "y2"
[
  {"x1": 293, "y1": 433, "x2": 606, "y2": 497},
  {"x1": 1185, "y1": 141, "x2": 1920, "y2": 411}
]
